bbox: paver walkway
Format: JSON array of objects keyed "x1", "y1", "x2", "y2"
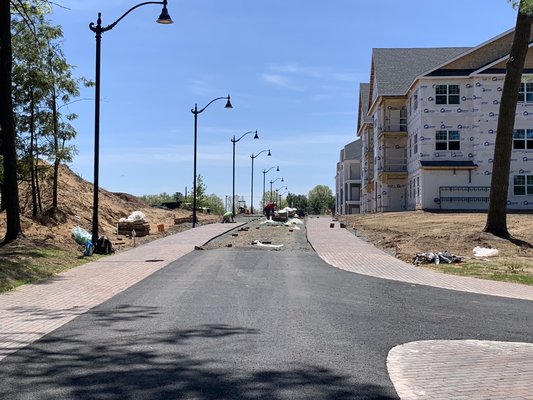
[
  {"x1": 306, "y1": 216, "x2": 533, "y2": 400},
  {"x1": 0, "y1": 222, "x2": 243, "y2": 362}
]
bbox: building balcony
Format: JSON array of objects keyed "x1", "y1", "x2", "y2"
[
  {"x1": 378, "y1": 127, "x2": 407, "y2": 141},
  {"x1": 377, "y1": 159, "x2": 407, "y2": 181}
]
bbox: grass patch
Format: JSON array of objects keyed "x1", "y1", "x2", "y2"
[
  {"x1": 0, "y1": 242, "x2": 104, "y2": 294},
  {"x1": 424, "y1": 260, "x2": 533, "y2": 286}
]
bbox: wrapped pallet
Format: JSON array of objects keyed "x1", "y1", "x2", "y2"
[{"x1": 117, "y1": 211, "x2": 150, "y2": 237}]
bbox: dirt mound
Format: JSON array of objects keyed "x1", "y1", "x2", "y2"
[{"x1": 0, "y1": 164, "x2": 217, "y2": 251}]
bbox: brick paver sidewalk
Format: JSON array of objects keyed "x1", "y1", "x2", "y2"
[
  {"x1": 0, "y1": 222, "x2": 243, "y2": 362},
  {"x1": 306, "y1": 217, "x2": 533, "y2": 301},
  {"x1": 388, "y1": 340, "x2": 533, "y2": 400},
  {"x1": 307, "y1": 216, "x2": 533, "y2": 400}
]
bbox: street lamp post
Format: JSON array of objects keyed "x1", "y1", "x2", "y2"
[
  {"x1": 231, "y1": 130, "x2": 258, "y2": 217},
  {"x1": 269, "y1": 177, "x2": 284, "y2": 203},
  {"x1": 191, "y1": 95, "x2": 233, "y2": 227},
  {"x1": 278, "y1": 190, "x2": 288, "y2": 208},
  {"x1": 250, "y1": 149, "x2": 271, "y2": 214},
  {"x1": 275, "y1": 186, "x2": 288, "y2": 208},
  {"x1": 262, "y1": 166, "x2": 279, "y2": 208},
  {"x1": 89, "y1": 1, "x2": 173, "y2": 246}
]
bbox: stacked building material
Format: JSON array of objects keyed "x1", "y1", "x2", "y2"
[
  {"x1": 117, "y1": 211, "x2": 150, "y2": 237},
  {"x1": 174, "y1": 216, "x2": 193, "y2": 225},
  {"x1": 117, "y1": 220, "x2": 150, "y2": 237}
]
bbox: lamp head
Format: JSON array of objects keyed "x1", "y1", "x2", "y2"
[
  {"x1": 267, "y1": 149, "x2": 271, "y2": 156},
  {"x1": 156, "y1": 2, "x2": 173, "y2": 24},
  {"x1": 276, "y1": 166, "x2": 279, "y2": 171},
  {"x1": 281, "y1": 177, "x2": 284, "y2": 182},
  {"x1": 225, "y1": 95, "x2": 233, "y2": 109},
  {"x1": 253, "y1": 131, "x2": 259, "y2": 139}
]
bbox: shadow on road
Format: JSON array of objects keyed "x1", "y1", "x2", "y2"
[{"x1": 0, "y1": 323, "x2": 395, "y2": 399}]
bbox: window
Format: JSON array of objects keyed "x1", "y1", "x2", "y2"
[
  {"x1": 435, "y1": 84, "x2": 460, "y2": 105},
  {"x1": 513, "y1": 175, "x2": 533, "y2": 195},
  {"x1": 513, "y1": 129, "x2": 533, "y2": 149},
  {"x1": 414, "y1": 90, "x2": 418, "y2": 110},
  {"x1": 518, "y1": 82, "x2": 533, "y2": 103},
  {"x1": 414, "y1": 134, "x2": 418, "y2": 154},
  {"x1": 436, "y1": 130, "x2": 460, "y2": 150}
]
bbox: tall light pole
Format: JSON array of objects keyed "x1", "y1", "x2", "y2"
[
  {"x1": 89, "y1": 1, "x2": 173, "y2": 246},
  {"x1": 231, "y1": 130, "x2": 258, "y2": 217},
  {"x1": 250, "y1": 149, "x2": 271, "y2": 214},
  {"x1": 269, "y1": 177, "x2": 284, "y2": 203},
  {"x1": 191, "y1": 95, "x2": 233, "y2": 227},
  {"x1": 262, "y1": 166, "x2": 279, "y2": 208},
  {"x1": 278, "y1": 190, "x2": 288, "y2": 208},
  {"x1": 275, "y1": 186, "x2": 288, "y2": 208}
]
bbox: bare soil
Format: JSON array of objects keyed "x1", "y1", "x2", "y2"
[
  {"x1": 338, "y1": 211, "x2": 533, "y2": 284},
  {"x1": 201, "y1": 217, "x2": 310, "y2": 251},
  {"x1": 0, "y1": 164, "x2": 218, "y2": 253}
]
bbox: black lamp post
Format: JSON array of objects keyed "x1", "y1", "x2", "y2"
[
  {"x1": 231, "y1": 130, "x2": 258, "y2": 217},
  {"x1": 275, "y1": 186, "x2": 288, "y2": 208},
  {"x1": 262, "y1": 166, "x2": 279, "y2": 208},
  {"x1": 269, "y1": 177, "x2": 284, "y2": 202},
  {"x1": 250, "y1": 149, "x2": 271, "y2": 214},
  {"x1": 89, "y1": 1, "x2": 173, "y2": 246},
  {"x1": 191, "y1": 95, "x2": 233, "y2": 227},
  {"x1": 278, "y1": 190, "x2": 288, "y2": 208}
]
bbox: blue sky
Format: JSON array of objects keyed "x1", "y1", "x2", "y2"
[{"x1": 50, "y1": 0, "x2": 518, "y2": 207}]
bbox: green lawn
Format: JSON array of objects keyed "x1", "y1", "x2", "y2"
[{"x1": 0, "y1": 244, "x2": 104, "y2": 293}]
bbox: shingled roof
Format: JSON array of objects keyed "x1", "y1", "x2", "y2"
[
  {"x1": 371, "y1": 47, "x2": 470, "y2": 98},
  {"x1": 357, "y1": 83, "x2": 372, "y2": 131}
]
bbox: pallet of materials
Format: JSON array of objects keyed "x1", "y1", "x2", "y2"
[{"x1": 117, "y1": 220, "x2": 150, "y2": 237}]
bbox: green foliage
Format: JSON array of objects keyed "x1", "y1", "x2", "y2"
[
  {"x1": 138, "y1": 192, "x2": 176, "y2": 206},
  {"x1": 205, "y1": 193, "x2": 225, "y2": 215},
  {"x1": 509, "y1": 0, "x2": 533, "y2": 14},
  {"x1": 286, "y1": 192, "x2": 308, "y2": 210},
  {"x1": 307, "y1": 185, "x2": 335, "y2": 215},
  {"x1": 194, "y1": 175, "x2": 208, "y2": 207},
  {"x1": 10, "y1": 1, "x2": 92, "y2": 211}
]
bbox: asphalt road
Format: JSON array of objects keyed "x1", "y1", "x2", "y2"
[{"x1": 0, "y1": 245, "x2": 532, "y2": 399}]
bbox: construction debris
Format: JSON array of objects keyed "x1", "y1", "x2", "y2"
[
  {"x1": 413, "y1": 251, "x2": 463, "y2": 265},
  {"x1": 473, "y1": 246, "x2": 499, "y2": 257},
  {"x1": 117, "y1": 211, "x2": 150, "y2": 237},
  {"x1": 252, "y1": 240, "x2": 284, "y2": 249}
]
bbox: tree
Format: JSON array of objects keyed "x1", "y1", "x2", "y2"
[
  {"x1": 307, "y1": 185, "x2": 335, "y2": 215},
  {"x1": 1, "y1": 1, "x2": 23, "y2": 242},
  {"x1": 286, "y1": 192, "x2": 308, "y2": 210},
  {"x1": 205, "y1": 194, "x2": 224, "y2": 215},
  {"x1": 12, "y1": 5, "x2": 52, "y2": 217},
  {"x1": 485, "y1": 0, "x2": 533, "y2": 238},
  {"x1": 194, "y1": 175, "x2": 208, "y2": 208}
]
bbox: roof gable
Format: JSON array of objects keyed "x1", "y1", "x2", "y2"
[
  {"x1": 370, "y1": 47, "x2": 470, "y2": 98},
  {"x1": 424, "y1": 28, "x2": 533, "y2": 76}
]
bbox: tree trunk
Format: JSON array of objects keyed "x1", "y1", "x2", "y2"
[
  {"x1": 0, "y1": 1, "x2": 23, "y2": 242},
  {"x1": 29, "y1": 92, "x2": 38, "y2": 217},
  {"x1": 51, "y1": 86, "x2": 59, "y2": 209},
  {"x1": 484, "y1": 6, "x2": 533, "y2": 238},
  {"x1": 35, "y1": 159, "x2": 42, "y2": 214}
]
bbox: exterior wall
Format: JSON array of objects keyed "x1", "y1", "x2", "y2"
[
  {"x1": 335, "y1": 142, "x2": 362, "y2": 215},
  {"x1": 360, "y1": 124, "x2": 374, "y2": 213},
  {"x1": 414, "y1": 74, "x2": 533, "y2": 210}
]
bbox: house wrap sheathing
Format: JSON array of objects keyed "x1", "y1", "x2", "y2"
[{"x1": 358, "y1": 29, "x2": 533, "y2": 213}]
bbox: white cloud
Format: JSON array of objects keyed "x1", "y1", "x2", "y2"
[{"x1": 261, "y1": 73, "x2": 297, "y2": 89}]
